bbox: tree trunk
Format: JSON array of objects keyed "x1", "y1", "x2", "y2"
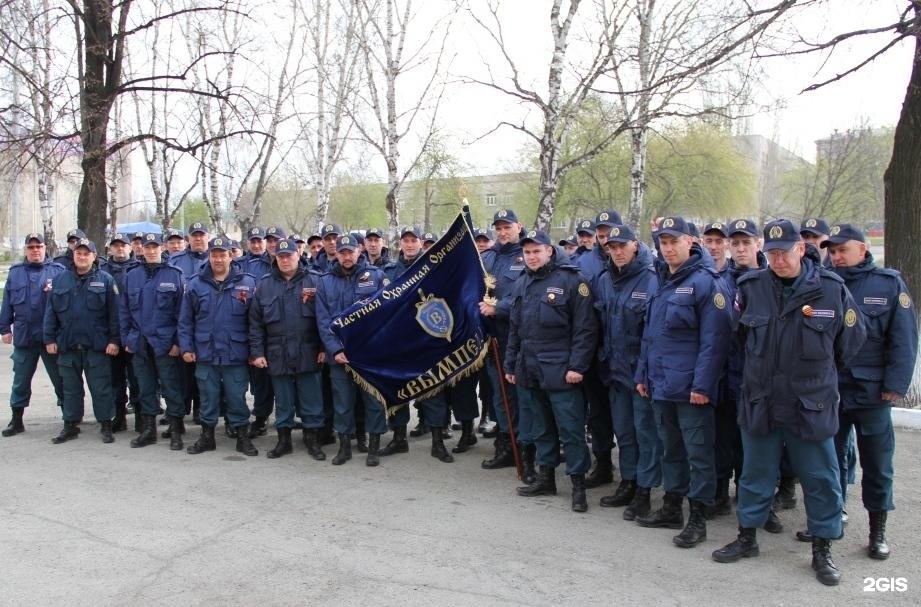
[
  {"x1": 884, "y1": 24, "x2": 921, "y2": 406},
  {"x1": 627, "y1": 127, "x2": 648, "y2": 230},
  {"x1": 37, "y1": 163, "x2": 57, "y2": 255}
]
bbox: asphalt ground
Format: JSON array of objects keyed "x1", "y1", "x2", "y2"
[{"x1": 0, "y1": 344, "x2": 919, "y2": 606}]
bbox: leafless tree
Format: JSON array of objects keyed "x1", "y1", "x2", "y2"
[{"x1": 351, "y1": 0, "x2": 454, "y2": 235}]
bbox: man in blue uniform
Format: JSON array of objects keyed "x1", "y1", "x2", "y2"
[
  {"x1": 43, "y1": 238, "x2": 121, "y2": 443},
  {"x1": 165, "y1": 228, "x2": 186, "y2": 256},
  {"x1": 821, "y1": 223, "x2": 917, "y2": 560},
  {"x1": 179, "y1": 237, "x2": 259, "y2": 456},
  {"x1": 100, "y1": 232, "x2": 139, "y2": 431},
  {"x1": 241, "y1": 226, "x2": 275, "y2": 438},
  {"x1": 504, "y1": 230, "x2": 597, "y2": 512},
  {"x1": 316, "y1": 234, "x2": 388, "y2": 466},
  {"x1": 313, "y1": 224, "x2": 340, "y2": 272},
  {"x1": 52, "y1": 228, "x2": 85, "y2": 270},
  {"x1": 249, "y1": 238, "x2": 328, "y2": 461},
  {"x1": 479, "y1": 209, "x2": 529, "y2": 471},
  {"x1": 593, "y1": 225, "x2": 662, "y2": 519},
  {"x1": 120, "y1": 233, "x2": 187, "y2": 450},
  {"x1": 634, "y1": 216, "x2": 732, "y2": 549},
  {"x1": 712, "y1": 219, "x2": 866, "y2": 586},
  {"x1": 1, "y1": 233, "x2": 66, "y2": 436},
  {"x1": 364, "y1": 228, "x2": 390, "y2": 268}
]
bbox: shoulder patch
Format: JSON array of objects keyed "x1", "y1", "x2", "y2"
[
  {"x1": 578, "y1": 282, "x2": 590, "y2": 297},
  {"x1": 713, "y1": 292, "x2": 726, "y2": 309},
  {"x1": 899, "y1": 292, "x2": 912, "y2": 309},
  {"x1": 845, "y1": 308, "x2": 858, "y2": 327}
]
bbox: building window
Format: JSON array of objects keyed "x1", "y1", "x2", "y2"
[{"x1": 485, "y1": 193, "x2": 497, "y2": 207}]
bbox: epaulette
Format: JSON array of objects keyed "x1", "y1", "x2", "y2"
[
  {"x1": 871, "y1": 266, "x2": 902, "y2": 280},
  {"x1": 558, "y1": 263, "x2": 582, "y2": 273},
  {"x1": 735, "y1": 270, "x2": 762, "y2": 286}
]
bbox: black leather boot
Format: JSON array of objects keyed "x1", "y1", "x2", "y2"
[
  {"x1": 571, "y1": 474, "x2": 588, "y2": 513},
  {"x1": 409, "y1": 419, "x2": 429, "y2": 437},
  {"x1": 430, "y1": 429, "x2": 454, "y2": 463},
  {"x1": 331, "y1": 432, "x2": 352, "y2": 465},
  {"x1": 380, "y1": 425, "x2": 409, "y2": 456},
  {"x1": 451, "y1": 420, "x2": 478, "y2": 453},
  {"x1": 868, "y1": 511, "x2": 890, "y2": 560},
  {"x1": 52, "y1": 421, "x2": 80, "y2": 444},
  {"x1": 2, "y1": 407, "x2": 25, "y2": 437},
  {"x1": 249, "y1": 416, "x2": 268, "y2": 438},
  {"x1": 187, "y1": 425, "x2": 216, "y2": 454},
  {"x1": 623, "y1": 486, "x2": 652, "y2": 521},
  {"x1": 481, "y1": 432, "x2": 515, "y2": 469},
  {"x1": 774, "y1": 475, "x2": 797, "y2": 509},
  {"x1": 517, "y1": 465, "x2": 557, "y2": 496},
  {"x1": 168, "y1": 416, "x2": 184, "y2": 451},
  {"x1": 161, "y1": 416, "x2": 186, "y2": 439},
  {"x1": 130, "y1": 414, "x2": 157, "y2": 448},
  {"x1": 712, "y1": 527, "x2": 759, "y2": 562},
  {"x1": 520, "y1": 443, "x2": 536, "y2": 484},
  {"x1": 267, "y1": 428, "x2": 293, "y2": 459},
  {"x1": 303, "y1": 429, "x2": 326, "y2": 461},
  {"x1": 600, "y1": 479, "x2": 637, "y2": 508},
  {"x1": 355, "y1": 433, "x2": 368, "y2": 453},
  {"x1": 235, "y1": 424, "x2": 258, "y2": 456},
  {"x1": 584, "y1": 451, "x2": 614, "y2": 488},
  {"x1": 112, "y1": 404, "x2": 128, "y2": 432},
  {"x1": 673, "y1": 499, "x2": 707, "y2": 548},
  {"x1": 707, "y1": 476, "x2": 731, "y2": 518},
  {"x1": 366, "y1": 433, "x2": 381, "y2": 466},
  {"x1": 763, "y1": 509, "x2": 783, "y2": 534},
  {"x1": 636, "y1": 492, "x2": 684, "y2": 529},
  {"x1": 100, "y1": 420, "x2": 114, "y2": 443},
  {"x1": 811, "y1": 537, "x2": 841, "y2": 586}
]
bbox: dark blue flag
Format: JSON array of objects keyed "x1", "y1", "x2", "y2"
[{"x1": 331, "y1": 213, "x2": 490, "y2": 412}]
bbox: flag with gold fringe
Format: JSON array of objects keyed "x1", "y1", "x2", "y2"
[{"x1": 331, "y1": 213, "x2": 490, "y2": 413}]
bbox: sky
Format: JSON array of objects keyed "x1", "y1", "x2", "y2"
[{"x1": 433, "y1": 0, "x2": 915, "y2": 172}]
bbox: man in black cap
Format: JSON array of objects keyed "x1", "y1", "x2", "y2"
[
  {"x1": 505, "y1": 229, "x2": 597, "y2": 512},
  {"x1": 306, "y1": 234, "x2": 323, "y2": 265},
  {"x1": 800, "y1": 218, "x2": 832, "y2": 267},
  {"x1": 480, "y1": 209, "x2": 531, "y2": 473},
  {"x1": 165, "y1": 228, "x2": 187, "y2": 256},
  {"x1": 170, "y1": 223, "x2": 209, "y2": 278},
  {"x1": 249, "y1": 238, "x2": 327, "y2": 460},
  {"x1": 1, "y1": 233, "x2": 66, "y2": 437},
  {"x1": 316, "y1": 234, "x2": 388, "y2": 466},
  {"x1": 264, "y1": 226, "x2": 286, "y2": 257},
  {"x1": 364, "y1": 228, "x2": 390, "y2": 267},
  {"x1": 119, "y1": 233, "x2": 188, "y2": 450},
  {"x1": 702, "y1": 222, "x2": 730, "y2": 275},
  {"x1": 421, "y1": 231, "x2": 438, "y2": 251},
  {"x1": 474, "y1": 228, "x2": 494, "y2": 254},
  {"x1": 52, "y1": 228, "x2": 86, "y2": 270},
  {"x1": 100, "y1": 232, "x2": 139, "y2": 431},
  {"x1": 712, "y1": 219, "x2": 865, "y2": 586},
  {"x1": 180, "y1": 237, "x2": 259, "y2": 456},
  {"x1": 44, "y1": 238, "x2": 121, "y2": 444},
  {"x1": 813, "y1": 223, "x2": 917, "y2": 560},
  {"x1": 558, "y1": 234, "x2": 577, "y2": 258},
  {"x1": 313, "y1": 224, "x2": 340, "y2": 271}
]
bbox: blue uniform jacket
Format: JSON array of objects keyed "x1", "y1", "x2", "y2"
[
  {"x1": 249, "y1": 263, "x2": 323, "y2": 375},
  {"x1": 575, "y1": 244, "x2": 608, "y2": 283},
  {"x1": 635, "y1": 244, "x2": 732, "y2": 403},
  {"x1": 504, "y1": 258, "x2": 598, "y2": 391},
  {"x1": 179, "y1": 264, "x2": 255, "y2": 366},
  {"x1": 242, "y1": 252, "x2": 272, "y2": 281},
  {"x1": 480, "y1": 240, "x2": 525, "y2": 344},
  {"x1": 316, "y1": 259, "x2": 385, "y2": 361},
  {"x1": 593, "y1": 243, "x2": 658, "y2": 389},
  {"x1": 100, "y1": 256, "x2": 137, "y2": 292},
  {"x1": 44, "y1": 267, "x2": 121, "y2": 352},
  {"x1": 735, "y1": 256, "x2": 866, "y2": 441},
  {"x1": 383, "y1": 251, "x2": 422, "y2": 282},
  {"x1": 721, "y1": 253, "x2": 768, "y2": 401},
  {"x1": 169, "y1": 249, "x2": 208, "y2": 278},
  {"x1": 0, "y1": 259, "x2": 66, "y2": 347},
  {"x1": 119, "y1": 262, "x2": 185, "y2": 358},
  {"x1": 833, "y1": 253, "x2": 918, "y2": 409}
]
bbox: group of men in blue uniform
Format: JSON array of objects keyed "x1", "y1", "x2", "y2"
[{"x1": 0, "y1": 208, "x2": 916, "y2": 588}]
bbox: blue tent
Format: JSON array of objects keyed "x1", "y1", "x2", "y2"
[{"x1": 112, "y1": 221, "x2": 162, "y2": 235}]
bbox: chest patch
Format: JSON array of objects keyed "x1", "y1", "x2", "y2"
[
  {"x1": 631, "y1": 291, "x2": 647, "y2": 300},
  {"x1": 675, "y1": 286, "x2": 694, "y2": 295},
  {"x1": 546, "y1": 287, "x2": 564, "y2": 295},
  {"x1": 863, "y1": 297, "x2": 887, "y2": 306}
]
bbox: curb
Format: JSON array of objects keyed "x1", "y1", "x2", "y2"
[{"x1": 893, "y1": 407, "x2": 921, "y2": 430}]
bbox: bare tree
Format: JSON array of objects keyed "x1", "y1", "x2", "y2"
[
  {"x1": 464, "y1": 0, "x2": 794, "y2": 230},
  {"x1": 351, "y1": 0, "x2": 453, "y2": 234},
  {"x1": 293, "y1": 0, "x2": 364, "y2": 233}
]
